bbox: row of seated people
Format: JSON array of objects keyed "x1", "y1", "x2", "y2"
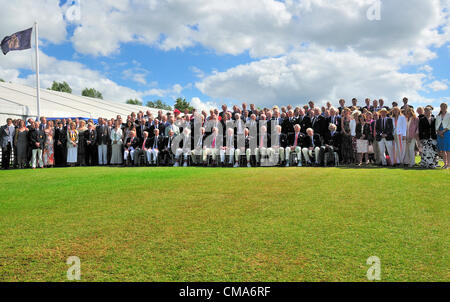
[{"x1": 123, "y1": 123, "x2": 341, "y2": 168}]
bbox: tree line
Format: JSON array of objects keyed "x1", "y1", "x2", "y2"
[{"x1": 46, "y1": 80, "x2": 194, "y2": 112}]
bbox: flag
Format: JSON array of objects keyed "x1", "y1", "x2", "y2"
[{"x1": 1, "y1": 27, "x2": 33, "y2": 55}]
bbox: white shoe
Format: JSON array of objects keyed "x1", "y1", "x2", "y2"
[
  {"x1": 234, "y1": 163, "x2": 239, "y2": 168},
  {"x1": 297, "y1": 162, "x2": 302, "y2": 167},
  {"x1": 247, "y1": 163, "x2": 251, "y2": 168},
  {"x1": 183, "y1": 162, "x2": 188, "y2": 167},
  {"x1": 285, "y1": 162, "x2": 290, "y2": 167},
  {"x1": 174, "y1": 162, "x2": 179, "y2": 167}
]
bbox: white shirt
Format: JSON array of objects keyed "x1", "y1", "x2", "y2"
[
  {"x1": 436, "y1": 112, "x2": 450, "y2": 130},
  {"x1": 393, "y1": 115, "x2": 407, "y2": 136}
]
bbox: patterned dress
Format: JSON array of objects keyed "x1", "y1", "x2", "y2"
[
  {"x1": 43, "y1": 128, "x2": 55, "y2": 166},
  {"x1": 341, "y1": 118, "x2": 354, "y2": 164},
  {"x1": 420, "y1": 139, "x2": 438, "y2": 168}
]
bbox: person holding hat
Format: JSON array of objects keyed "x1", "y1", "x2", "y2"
[{"x1": 375, "y1": 108, "x2": 394, "y2": 166}]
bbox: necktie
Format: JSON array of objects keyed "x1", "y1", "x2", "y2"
[
  {"x1": 260, "y1": 136, "x2": 264, "y2": 148},
  {"x1": 311, "y1": 136, "x2": 314, "y2": 147},
  {"x1": 212, "y1": 136, "x2": 216, "y2": 148},
  {"x1": 154, "y1": 137, "x2": 157, "y2": 149},
  {"x1": 142, "y1": 139, "x2": 146, "y2": 149}
]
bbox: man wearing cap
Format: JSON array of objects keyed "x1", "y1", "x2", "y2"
[{"x1": 375, "y1": 108, "x2": 395, "y2": 166}]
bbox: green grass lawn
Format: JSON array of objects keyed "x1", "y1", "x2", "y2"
[{"x1": 0, "y1": 166, "x2": 448, "y2": 282}]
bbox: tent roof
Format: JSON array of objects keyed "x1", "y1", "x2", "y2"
[{"x1": 0, "y1": 81, "x2": 168, "y2": 123}]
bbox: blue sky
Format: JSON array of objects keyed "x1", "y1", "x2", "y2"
[{"x1": 0, "y1": 0, "x2": 449, "y2": 111}]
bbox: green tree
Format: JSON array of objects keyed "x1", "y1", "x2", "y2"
[
  {"x1": 146, "y1": 99, "x2": 173, "y2": 111},
  {"x1": 48, "y1": 81, "x2": 72, "y2": 93},
  {"x1": 174, "y1": 98, "x2": 194, "y2": 112},
  {"x1": 82, "y1": 88, "x2": 103, "y2": 99},
  {"x1": 126, "y1": 98, "x2": 143, "y2": 106}
]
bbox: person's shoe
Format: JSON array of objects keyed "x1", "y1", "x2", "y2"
[
  {"x1": 285, "y1": 161, "x2": 290, "y2": 167},
  {"x1": 297, "y1": 162, "x2": 302, "y2": 167},
  {"x1": 247, "y1": 163, "x2": 251, "y2": 168},
  {"x1": 174, "y1": 162, "x2": 179, "y2": 167},
  {"x1": 234, "y1": 163, "x2": 239, "y2": 168},
  {"x1": 183, "y1": 162, "x2": 188, "y2": 167}
]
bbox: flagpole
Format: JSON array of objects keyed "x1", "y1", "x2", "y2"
[{"x1": 34, "y1": 21, "x2": 41, "y2": 120}]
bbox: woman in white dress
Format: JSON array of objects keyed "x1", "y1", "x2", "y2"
[
  {"x1": 110, "y1": 120, "x2": 123, "y2": 165},
  {"x1": 66, "y1": 122, "x2": 78, "y2": 167},
  {"x1": 391, "y1": 107, "x2": 407, "y2": 165}
]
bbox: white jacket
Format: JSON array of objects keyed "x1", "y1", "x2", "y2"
[
  {"x1": 435, "y1": 112, "x2": 450, "y2": 131},
  {"x1": 393, "y1": 115, "x2": 407, "y2": 136}
]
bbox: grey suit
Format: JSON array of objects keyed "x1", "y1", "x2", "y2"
[{"x1": 1, "y1": 124, "x2": 15, "y2": 168}]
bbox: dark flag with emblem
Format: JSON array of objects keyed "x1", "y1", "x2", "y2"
[{"x1": 1, "y1": 27, "x2": 33, "y2": 55}]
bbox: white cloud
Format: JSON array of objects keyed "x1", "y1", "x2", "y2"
[
  {"x1": 419, "y1": 65, "x2": 433, "y2": 73},
  {"x1": 427, "y1": 80, "x2": 449, "y2": 91},
  {"x1": 0, "y1": 0, "x2": 67, "y2": 45},
  {"x1": 196, "y1": 47, "x2": 427, "y2": 108},
  {"x1": 190, "y1": 97, "x2": 218, "y2": 111},
  {"x1": 67, "y1": 0, "x2": 449, "y2": 63},
  {"x1": 122, "y1": 67, "x2": 150, "y2": 85}
]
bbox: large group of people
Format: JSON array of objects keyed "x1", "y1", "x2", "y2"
[{"x1": 1, "y1": 97, "x2": 449, "y2": 170}]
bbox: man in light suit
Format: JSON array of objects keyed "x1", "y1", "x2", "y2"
[
  {"x1": 1, "y1": 118, "x2": 15, "y2": 169},
  {"x1": 165, "y1": 116, "x2": 180, "y2": 137}
]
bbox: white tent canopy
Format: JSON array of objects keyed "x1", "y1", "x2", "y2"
[{"x1": 0, "y1": 81, "x2": 167, "y2": 124}]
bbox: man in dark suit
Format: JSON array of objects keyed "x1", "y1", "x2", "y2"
[
  {"x1": 96, "y1": 118, "x2": 110, "y2": 166},
  {"x1": 327, "y1": 107, "x2": 341, "y2": 132},
  {"x1": 375, "y1": 108, "x2": 394, "y2": 166},
  {"x1": 302, "y1": 128, "x2": 322, "y2": 166},
  {"x1": 286, "y1": 124, "x2": 305, "y2": 166},
  {"x1": 28, "y1": 121, "x2": 46, "y2": 169},
  {"x1": 160, "y1": 129, "x2": 175, "y2": 165},
  {"x1": 319, "y1": 124, "x2": 341, "y2": 166},
  {"x1": 149, "y1": 119, "x2": 165, "y2": 139},
  {"x1": 124, "y1": 131, "x2": 141, "y2": 166},
  {"x1": 363, "y1": 98, "x2": 374, "y2": 112},
  {"x1": 311, "y1": 107, "x2": 328, "y2": 138},
  {"x1": 85, "y1": 122, "x2": 97, "y2": 166},
  {"x1": 149, "y1": 128, "x2": 164, "y2": 165},
  {"x1": 281, "y1": 110, "x2": 297, "y2": 136},
  {"x1": 297, "y1": 108, "x2": 311, "y2": 134},
  {"x1": 136, "y1": 118, "x2": 148, "y2": 140},
  {"x1": 54, "y1": 121, "x2": 67, "y2": 167},
  {"x1": 351, "y1": 98, "x2": 362, "y2": 111},
  {"x1": 134, "y1": 131, "x2": 152, "y2": 165},
  {"x1": 338, "y1": 98, "x2": 347, "y2": 115},
  {"x1": 401, "y1": 97, "x2": 414, "y2": 110}
]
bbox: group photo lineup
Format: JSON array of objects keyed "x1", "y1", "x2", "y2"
[{"x1": 0, "y1": 0, "x2": 448, "y2": 291}]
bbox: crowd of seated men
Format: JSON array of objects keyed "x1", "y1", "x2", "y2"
[{"x1": 1, "y1": 97, "x2": 449, "y2": 170}]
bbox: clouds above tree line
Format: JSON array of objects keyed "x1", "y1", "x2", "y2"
[{"x1": 0, "y1": 0, "x2": 448, "y2": 110}]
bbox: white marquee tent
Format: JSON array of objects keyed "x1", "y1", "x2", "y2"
[{"x1": 0, "y1": 81, "x2": 167, "y2": 124}]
